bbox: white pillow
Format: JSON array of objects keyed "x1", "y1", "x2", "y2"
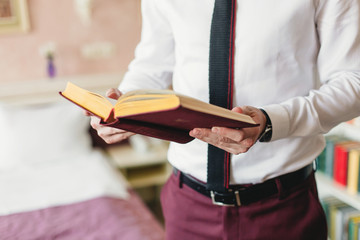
[{"x1": 0, "y1": 102, "x2": 92, "y2": 170}]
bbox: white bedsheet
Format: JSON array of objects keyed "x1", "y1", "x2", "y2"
[
  {"x1": 0, "y1": 149, "x2": 129, "y2": 215},
  {"x1": 0, "y1": 101, "x2": 129, "y2": 216}
]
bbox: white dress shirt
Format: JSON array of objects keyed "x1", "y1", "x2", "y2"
[{"x1": 119, "y1": 0, "x2": 360, "y2": 184}]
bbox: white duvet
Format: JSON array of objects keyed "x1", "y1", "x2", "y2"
[{"x1": 0, "y1": 102, "x2": 129, "y2": 215}]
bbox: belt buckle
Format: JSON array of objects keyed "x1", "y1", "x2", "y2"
[{"x1": 210, "y1": 190, "x2": 241, "y2": 207}]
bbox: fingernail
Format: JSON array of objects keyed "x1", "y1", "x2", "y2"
[{"x1": 212, "y1": 127, "x2": 219, "y2": 133}]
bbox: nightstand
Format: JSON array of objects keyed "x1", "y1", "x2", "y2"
[{"x1": 106, "y1": 142, "x2": 171, "y2": 188}]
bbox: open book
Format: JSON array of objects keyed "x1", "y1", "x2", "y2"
[{"x1": 59, "y1": 82, "x2": 259, "y2": 143}]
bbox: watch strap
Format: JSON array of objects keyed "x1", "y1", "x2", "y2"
[{"x1": 258, "y1": 109, "x2": 272, "y2": 142}]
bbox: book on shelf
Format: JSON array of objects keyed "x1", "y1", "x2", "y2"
[
  {"x1": 349, "y1": 215, "x2": 360, "y2": 240},
  {"x1": 333, "y1": 141, "x2": 360, "y2": 187},
  {"x1": 321, "y1": 196, "x2": 360, "y2": 240},
  {"x1": 329, "y1": 201, "x2": 348, "y2": 239},
  {"x1": 347, "y1": 148, "x2": 360, "y2": 195},
  {"x1": 335, "y1": 205, "x2": 359, "y2": 240},
  {"x1": 59, "y1": 82, "x2": 259, "y2": 144},
  {"x1": 321, "y1": 196, "x2": 343, "y2": 224},
  {"x1": 317, "y1": 148, "x2": 326, "y2": 173},
  {"x1": 323, "y1": 136, "x2": 349, "y2": 177}
]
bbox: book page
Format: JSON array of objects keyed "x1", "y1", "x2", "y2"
[{"x1": 60, "y1": 82, "x2": 114, "y2": 120}]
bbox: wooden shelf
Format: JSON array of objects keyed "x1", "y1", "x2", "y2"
[
  {"x1": 317, "y1": 122, "x2": 360, "y2": 210},
  {"x1": 316, "y1": 172, "x2": 360, "y2": 210},
  {"x1": 328, "y1": 123, "x2": 360, "y2": 142}
]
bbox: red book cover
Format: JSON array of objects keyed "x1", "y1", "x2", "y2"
[
  {"x1": 103, "y1": 106, "x2": 259, "y2": 144},
  {"x1": 333, "y1": 142, "x2": 360, "y2": 186},
  {"x1": 334, "y1": 144, "x2": 349, "y2": 186}
]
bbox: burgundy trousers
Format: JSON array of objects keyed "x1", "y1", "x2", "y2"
[{"x1": 160, "y1": 170, "x2": 327, "y2": 240}]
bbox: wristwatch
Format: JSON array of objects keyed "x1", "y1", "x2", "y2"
[{"x1": 258, "y1": 109, "x2": 272, "y2": 142}]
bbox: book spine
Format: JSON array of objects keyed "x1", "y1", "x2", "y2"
[
  {"x1": 325, "y1": 141, "x2": 336, "y2": 177},
  {"x1": 333, "y1": 145, "x2": 349, "y2": 186},
  {"x1": 347, "y1": 149, "x2": 360, "y2": 195}
]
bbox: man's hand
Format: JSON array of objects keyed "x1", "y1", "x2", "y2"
[
  {"x1": 85, "y1": 88, "x2": 135, "y2": 144},
  {"x1": 189, "y1": 106, "x2": 267, "y2": 155}
]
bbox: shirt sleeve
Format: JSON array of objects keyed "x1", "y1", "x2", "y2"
[
  {"x1": 263, "y1": 0, "x2": 360, "y2": 141},
  {"x1": 119, "y1": 0, "x2": 175, "y2": 93}
]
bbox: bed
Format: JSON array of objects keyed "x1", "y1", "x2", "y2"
[{"x1": 0, "y1": 75, "x2": 165, "y2": 240}]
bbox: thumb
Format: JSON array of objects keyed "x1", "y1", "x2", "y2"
[
  {"x1": 106, "y1": 88, "x2": 122, "y2": 100},
  {"x1": 232, "y1": 106, "x2": 258, "y2": 119},
  {"x1": 232, "y1": 106, "x2": 244, "y2": 114}
]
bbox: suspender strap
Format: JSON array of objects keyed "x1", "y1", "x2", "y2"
[{"x1": 207, "y1": 0, "x2": 237, "y2": 192}]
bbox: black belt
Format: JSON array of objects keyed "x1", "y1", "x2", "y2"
[{"x1": 174, "y1": 164, "x2": 314, "y2": 207}]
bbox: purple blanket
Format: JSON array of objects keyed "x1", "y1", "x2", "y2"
[{"x1": 0, "y1": 190, "x2": 164, "y2": 240}]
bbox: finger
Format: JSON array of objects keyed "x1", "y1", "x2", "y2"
[
  {"x1": 101, "y1": 132, "x2": 135, "y2": 144},
  {"x1": 83, "y1": 110, "x2": 94, "y2": 116},
  {"x1": 211, "y1": 127, "x2": 245, "y2": 142},
  {"x1": 190, "y1": 128, "x2": 252, "y2": 154},
  {"x1": 96, "y1": 125, "x2": 132, "y2": 142},
  {"x1": 106, "y1": 88, "x2": 122, "y2": 100},
  {"x1": 97, "y1": 125, "x2": 128, "y2": 137},
  {"x1": 90, "y1": 116, "x2": 101, "y2": 129},
  {"x1": 221, "y1": 144, "x2": 251, "y2": 154},
  {"x1": 237, "y1": 106, "x2": 263, "y2": 122},
  {"x1": 212, "y1": 127, "x2": 256, "y2": 147},
  {"x1": 232, "y1": 106, "x2": 243, "y2": 114},
  {"x1": 90, "y1": 115, "x2": 128, "y2": 136},
  {"x1": 190, "y1": 128, "x2": 232, "y2": 147}
]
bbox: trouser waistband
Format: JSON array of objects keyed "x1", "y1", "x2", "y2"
[{"x1": 174, "y1": 164, "x2": 314, "y2": 207}]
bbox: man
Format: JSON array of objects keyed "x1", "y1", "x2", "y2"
[{"x1": 89, "y1": 0, "x2": 360, "y2": 239}]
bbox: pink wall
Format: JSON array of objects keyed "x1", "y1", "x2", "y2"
[{"x1": 0, "y1": 0, "x2": 141, "y2": 82}]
